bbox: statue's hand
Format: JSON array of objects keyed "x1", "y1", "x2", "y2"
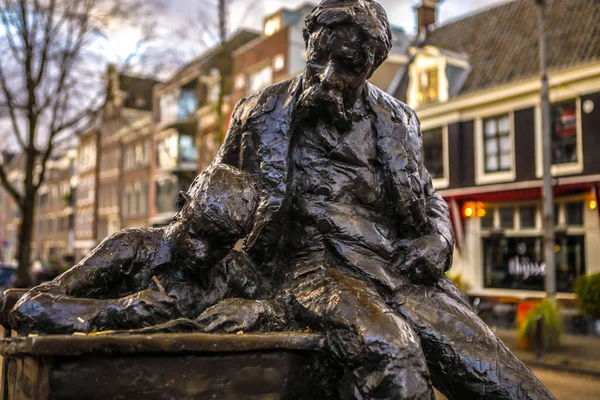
[
  {"x1": 195, "y1": 298, "x2": 267, "y2": 333},
  {"x1": 120, "y1": 290, "x2": 182, "y2": 320},
  {"x1": 89, "y1": 290, "x2": 182, "y2": 332},
  {"x1": 399, "y1": 235, "x2": 450, "y2": 285}
]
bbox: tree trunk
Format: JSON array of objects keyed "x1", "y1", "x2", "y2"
[
  {"x1": 216, "y1": 0, "x2": 229, "y2": 145},
  {"x1": 15, "y1": 190, "x2": 35, "y2": 288}
]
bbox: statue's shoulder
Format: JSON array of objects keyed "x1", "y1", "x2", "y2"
[
  {"x1": 366, "y1": 82, "x2": 419, "y2": 130},
  {"x1": 233, "y1": 77, "x2": 302, "y2": 124},
  {"x1": 99, "y1": 227, "x2": 164, "y2": 248}
]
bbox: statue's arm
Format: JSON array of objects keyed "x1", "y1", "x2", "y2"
[
  {"x1": 399, "y1": 110, "x2": 455, "y2": 285},
  {"x1": 9, "y1": 231, "x2": 179, "y2": 334}
]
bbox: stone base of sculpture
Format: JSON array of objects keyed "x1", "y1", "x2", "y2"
[{"x1": 0, "y1": 332, "x2": 337, "y2": 400}]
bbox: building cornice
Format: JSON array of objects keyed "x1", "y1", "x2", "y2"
[{"x1": 414, "y1": 61, "x2": 600, "y2": 119}]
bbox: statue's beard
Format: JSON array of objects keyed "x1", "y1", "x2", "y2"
[{"x1": 297, "y1": 83, "x2": 351, "y2": 130}]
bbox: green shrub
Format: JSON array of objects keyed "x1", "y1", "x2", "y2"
[
  {"x1": 446, "y1": 272, "x2": 470, "y2": 293},
  {"x1": 575, "y1": 273, "x2": 600, "y2": 318},
  {"x1": 519, "y1": 299, "x2": 562, "y2": 351}
]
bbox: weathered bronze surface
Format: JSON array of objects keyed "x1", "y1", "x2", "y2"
[
  {"x1": 2, "y1": 333, "x2": 337, "y2": 400},
  {"x1": 3, "y1": 0, "x2": 555, "y2": 399}
]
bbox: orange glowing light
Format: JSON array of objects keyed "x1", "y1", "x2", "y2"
[{"x1": 477, "y1": 208, "x2": 487, "y2": 217}]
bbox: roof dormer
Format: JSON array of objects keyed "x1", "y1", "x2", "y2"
[{"x1": 407, "y1": 45, "x2": 470, "y2": 108}]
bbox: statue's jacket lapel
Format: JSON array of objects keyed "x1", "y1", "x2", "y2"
[
  {"x1": 365, "y1": 84, "x2": 428, "y2": 236},
  {"x1": 235, "y1": 77, "x2": 428, "y2": 288},
  {"x1": 237, "y1": 77, "x2": 303, "y2": 265}
]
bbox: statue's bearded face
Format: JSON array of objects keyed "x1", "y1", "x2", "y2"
[{"x1": 299, "y1": 25, "x2": 374, "y2": 129}]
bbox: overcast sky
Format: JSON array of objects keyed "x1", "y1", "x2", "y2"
[
  {"x1": 104, "y1": 0, "x2": 511, "y2": 74},
  {"x1": 169, "y1": 0, "x2": 510, "y2": 35}
]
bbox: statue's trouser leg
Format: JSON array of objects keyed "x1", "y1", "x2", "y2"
[
  {"x1": 390, "y1": 276, "x2": 556, "y2": 400},
  {"x1": 286, "y1": 267, "x2": 434, "y2": 400}
]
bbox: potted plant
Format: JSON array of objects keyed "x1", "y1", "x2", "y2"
[
  {"x1": 518, "y1": 299, "x2": 562, "y2": 351},
  {"x1": 575, "y1": 273, "x2": 600, "y2": 335},
  {"x1": 446, "y1": 272, "x2": 470, "y2": 293}
]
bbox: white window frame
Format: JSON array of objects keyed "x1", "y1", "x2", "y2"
[
  {"x1": 535, "y1": 97, "x2": 584, "y2": 178},
  {"x1": 480, "y1": 202, "x2": 542, "y2": 236},
  {"x1": 474, "y1": 110, "x2": 516, "y2": 185}
]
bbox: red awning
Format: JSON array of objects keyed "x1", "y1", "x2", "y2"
[{"x1": 445, "y1": 182, "x2": 596, "y2": 203}]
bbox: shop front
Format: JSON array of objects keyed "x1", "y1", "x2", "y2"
[
  {"x1": 482, "y1": 234, "x2": 585, "y2": 293},
  {"x1": 447, "y1": 186, "x2": 600, "y2": 301},
  {"x1": 443, "y1": 187, "x2": 600, "y2": 331}
]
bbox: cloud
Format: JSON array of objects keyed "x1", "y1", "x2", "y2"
[
  {"x1": 163, "y1": 0, "x2": 511, "y2": 34},
  {"x1": 147, "y1": 0, "x2": 511, "y2": 71}
]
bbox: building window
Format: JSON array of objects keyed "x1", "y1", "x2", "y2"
[
  {"x1": 483, "y1": 235, "x2": 585, "y2": 292},
  {"x1": 39, "y1": 194, "x2": 48, "y2": 210},
  {"x1": 565, "y1": 201, "x2": 584, "y2": 226},
  {"x1": 422, "y1": 127, "x2": 444, "y2": 179},
  {"x1": 483, "y1": 114, "x2": 512, "y2": 173},
  {"x1": 131, "y1": 184, "x2": 139, "y2": 216},
  {"x1": 179, "y1": 134, "x2": 197, "y2": 164},
  {"x1": 156, "y1": 133, "x2": 179, "y2": 169},
  {"x1": 159, "y1": 81, "x2": 198, "y2": 124},
  {"x1": 234, "y1": 74, "x2": 246, "y2": 91},
  {"x1": 139, "y1": 182, "x2": 148, "y2": 215},
  {"x1": 248, "y1": 66, "x2": 273, "y2": 95},
  {"x1": 78, "y1": 142, "x2": 97, "y2": 173},
  {"x1": 264, "y1": 16, "x2": 281, "y2": 36},
  {"x1": 519, "y1": 205, "x2": 537, "y2": 229},
  {"x1": 159, "y1": 90, "x2": 179, "y2": 123},
  {"x1": 201, "y1": 132, "x2": 218, "y2": 169},
  {"x1": 177, "y1": 86, "x2": 197, "y2": 120},
  {"x1": 143, "y1": 141, "x2": 150, "y2": 166},
  {"x1": 481, "y1": 204, "x2": 538, "y2": 231},
  {"x1": 122, "y1": 186, "x2": 131, "y2": 217},
  {"x1": 499, "y1": 206, "x2": 514, "y2": 229},
  {"x1": 124, "y1": 146, "x2": 134, "y2": 171},
  {"x1": 155, "y1": 178, "x2": 177, "y2": 215},
  {"x1": 76, "y1": 177, "x2": 95, "y2": 206},
  {"x1": 135, "y1": 144, "x2": 143, "y2": 167},
  {"x1": 551, "y1": 100, "x2": 578, "y2": 165},
  {"x1": 208, "y1": 83, "x2": 220, "y2": 104},
  {"x1": 481, "y1": 210, "x2": 495, "y2": 229},
  {"x1": 417, "y1": 68, "x2": 438, "y2": 103},
  {"x1": 273, "y1": 54, "x2": 285, "y2": 72}
]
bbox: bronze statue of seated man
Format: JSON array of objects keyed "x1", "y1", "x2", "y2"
[
  {"x1": 7, "y1": 1, "x2": 556, "y2": 399},
  {"x1": 195, "y1": 1, "x2": 556, "y2": 399},
  {"x1": 9, "y1": 165, "x2": 283, "y2": 335}
]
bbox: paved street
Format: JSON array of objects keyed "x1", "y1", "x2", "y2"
[{"x1": 435, "y1": 367, "x2": 600, "y2": 400}]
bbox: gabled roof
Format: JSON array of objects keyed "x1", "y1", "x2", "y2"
[
  {"x1": 416, "y1": 0, "x2": 600, "y2": 96},
  {"x1": 169, "y1": 29, "x2": 260, "y2": 82}
]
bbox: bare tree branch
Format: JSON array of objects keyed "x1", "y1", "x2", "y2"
[
  {"x1": 0, "y1": 158, "x2": 22, "y2": 206},
  {"x1": 0, "y1": 0, "x2": 164, "y2": 286},
  {"x1": 0, "y1": 0, "x2": 25, "y2": 63},
  {"x1": 0, "y1": 62, "x2": 26, "y2": 149}
]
